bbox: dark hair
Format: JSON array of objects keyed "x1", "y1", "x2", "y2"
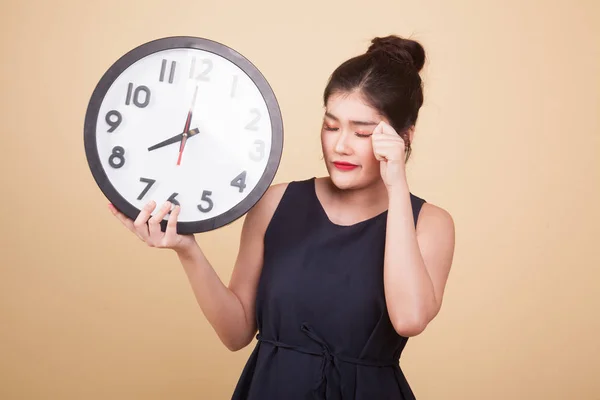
[{"x1": 323, "y1": 35, "x2": 426, "y2": 161}]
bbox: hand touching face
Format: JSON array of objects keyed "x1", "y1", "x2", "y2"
[{"x1": 321, "y1": 91, "x2": 397, "y2": 189}]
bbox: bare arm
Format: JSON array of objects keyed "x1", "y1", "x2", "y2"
[
  {"x1": 177, "y1": 183, "x2": 288, "y2": 350},
  {"x1": 109, "y1": 183, "x2": 289, "y2": 351},
  {"x1": 383, "y1": 182, "x2": 455, "y2": 337},
  {"x1": 176, "y1": 243, "x2": 250, "y2": 351},
  {"x1": 370, "y1": 121, "x2": 455, "y2": 338}
]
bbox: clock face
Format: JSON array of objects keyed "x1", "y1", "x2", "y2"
[{"x1": 84, "y1": 37, "x2": 283, "y2": 233}]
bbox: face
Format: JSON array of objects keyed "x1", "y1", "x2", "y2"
[{"x1": 321, "y1": 90, "x2": 388, "y2": 190}]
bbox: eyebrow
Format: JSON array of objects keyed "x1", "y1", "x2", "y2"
[{"x1": 324, "y1": 111, "x2": 379, "y2": 127}]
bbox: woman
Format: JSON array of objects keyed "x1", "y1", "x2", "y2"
[{"x1": 109, "y1": 34, "x2": 455, "y2": 399}]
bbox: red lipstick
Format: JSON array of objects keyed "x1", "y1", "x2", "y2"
[{"x1": 333, "y1": 161, "x2": 358, "y2": 171}]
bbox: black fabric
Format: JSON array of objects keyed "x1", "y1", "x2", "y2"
[{"x1": 232, "y1": 177, "x2": 426, "y2": 399}]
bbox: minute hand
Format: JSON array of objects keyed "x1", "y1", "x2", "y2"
[{"x1": 147, "y1": 128, "x2": 200, "y2": 152}]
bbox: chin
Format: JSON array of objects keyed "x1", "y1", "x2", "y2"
[
  {"x1": 328, "y1": 167, "x2": 382, "y2": 192},
  {"x1": 328, "y1": 169, "x2": 364, "y2": 190}
]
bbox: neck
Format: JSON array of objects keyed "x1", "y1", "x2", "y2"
[{"x1": 324, "y1": 176, "x2": 389, "y2": 215}]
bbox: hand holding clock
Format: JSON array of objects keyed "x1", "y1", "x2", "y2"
[{"x1": 108, "y1": 200, "x2": 197, "y2": 254}]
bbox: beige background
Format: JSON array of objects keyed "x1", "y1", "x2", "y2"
[{"x1": 1, "y1": 0, "x2": 599, "y2": 399}]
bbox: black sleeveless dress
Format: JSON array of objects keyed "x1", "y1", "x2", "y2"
[{"x1": 231, "y1": 177, "x2": 426, "y2": 400}]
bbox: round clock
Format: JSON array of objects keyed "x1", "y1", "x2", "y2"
[{"x1": 84, "y1": 36, "x2": 284, "y2": 234}]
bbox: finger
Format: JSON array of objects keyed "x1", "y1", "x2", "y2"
[
  {"x1": 373, "y1": 121, "x2": 399, "y2": 136},
  {"x1": 164, "y1": 205, "x2": 181, "y2": 242},
  {"x1": 372, "y1": 146, "x2": 386, "y2": 161},
  {"x1": 372, "y1": 121, "x2": 386, "y2": 136},
  {"x1": 133, "y1": 200, "x2": 156, "y2": 241},
  {"x1": 373, "y1": 141, "x2": 405, "y2": 151},
  {"x1": 109, "y1": 203, "x2": 148, "y2": 241},
  {"x1": 148, "y1": 201, "x2": 172, "y2": 240},
  {"x1": 373, "y1": 143, "x2": 406, "y2": 162},
  {"x1": 372, "y1": 136, "x2": 405, "y2": 147},
  {"x1": 372, "y1": 145, "x2": 388, "y2": 161},
  {"x1": 109, "y1": 203, "x2": 136, "y2": 231},
  {"x1": 373, "y1": 134, "x2": 409, "y2": 152}
]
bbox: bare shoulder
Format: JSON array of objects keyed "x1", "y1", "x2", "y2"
[
  {"x1": 416, "y1": 202, "x2": 455, "y2": 237},
  {"x1": 414, "y1": 201, "x2": 455, "y2": 290},
  {"x1": 243, "y1": 181, "x2": 290, "y2": 234},
  {"x1": 259, "y1": 182, "x2": 290, "y2": 210}
]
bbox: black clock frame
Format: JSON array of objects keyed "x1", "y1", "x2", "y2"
[{"x1": 84, "y1": 36, "x2": 284, "y2": 234}]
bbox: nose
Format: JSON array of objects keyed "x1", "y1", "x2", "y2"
[{"x1": 334, "y1": 130, "x2": 351, "y2": 155}]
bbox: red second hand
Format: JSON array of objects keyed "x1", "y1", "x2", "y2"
[
  {"x1": 177, "y1": 85, "x2": 199, "y2": 166},
  {"x1": 176, "y1": 134, "x2": 188, "y2": 165}
]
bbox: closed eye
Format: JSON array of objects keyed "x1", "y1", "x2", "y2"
[{"x1": 323, "y1": 124, "x2": 371, "y2": 137}]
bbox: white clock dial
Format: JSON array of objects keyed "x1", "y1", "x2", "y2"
[
  {"x1": 85, "y1": 37, "x2": 283, "y2": 233},
  {"x1": 94, "y1": 48, "x2": 273, "y2": 223}
]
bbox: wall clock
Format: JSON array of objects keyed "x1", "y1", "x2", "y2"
[{"x1": 84, "y1": 36, "x2": 283, "y2": 234}]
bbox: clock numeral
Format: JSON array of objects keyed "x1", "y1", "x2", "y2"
[
  {"x1": 167, "y1": 192, "x2": 181, "y2": 206},
  {"x1": 137, "y1": 177, "x2": 156, "y2": 200},
  {"x1": 166, "y1": 192, "x2": 180, "y2": 214},
  {"x1": 250, "y1": 140, "x2": 265, "y2": 161},
  {"x1": 230, "y1": 75, "x2": 238, "y2": 98},
  {"x1": 245, "y1": 108, "x2": 261, "y2": 131},
  {"x1": 189, "y1": 57, "x2": 212, "y2": 81},
  {"x1": 109, "y1": 146, "x2": 125, "y2": 168},
  {"x1": 125, "y1": 83, "x2": 151, "y2": 108},
  {"x1": 105, "y1": 110, "x2": 122, "y2": 132},
  {"x1": 231, "y1": 171, "x2": 247, "y2": 193},
  {"x1": 160, "y1": 59, "x2": 176, "y2": 84},
  {"x1": 197, "y1": 190, "x2": 214, "y2": 213}
]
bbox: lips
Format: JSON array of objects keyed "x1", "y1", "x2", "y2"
[{"x1": 333, "y1": 161, "x2": 359, "y2": 171}]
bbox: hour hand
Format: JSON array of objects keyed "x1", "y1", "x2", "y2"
[{"x1": 148, "y1": 128, "x2": 200, "y2": 152}]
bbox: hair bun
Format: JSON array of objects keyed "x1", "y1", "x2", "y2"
[{"x1": 367, "y1": 35, "x2": 425, "y2": 72}]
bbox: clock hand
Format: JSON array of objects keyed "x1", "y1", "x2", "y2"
[
  {"x1": 177, "y1": 84, "x2": 199, "y2": 166},
  {"x1": 147, "y1": 128, "x2": 199, "y2": 152}
]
